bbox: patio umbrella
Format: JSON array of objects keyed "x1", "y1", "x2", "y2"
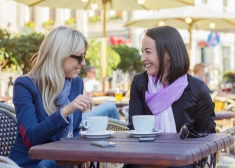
[
  {"x1": 14, "y1": 0, "x2": 195, "y2": 90},
  {"x1": 125, "y1": 5, "x2": 235, "y2": 64}
]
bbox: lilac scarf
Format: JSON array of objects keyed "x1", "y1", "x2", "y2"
[{"x1": 145, "y1": 75, "x2": 188, "y2": 130}]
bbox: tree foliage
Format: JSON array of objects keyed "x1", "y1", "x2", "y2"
[
  {"x1": 111, "y1": 45, "x2": 143, "y2": 73},
  {"x1": 0, "y1": 28, "x2": 44, "y2": 74},
  {"x1": 0, "y1": 29, "x2": 17, "y2": 71},
  {"x1": 85, "y1": 40, "x2": 120, "y2": 79},
  {"x1": 11, "y1": 33, "x2": 45, "y2": 74},
  {"x1": 0, "y1": 30, "x2": 120, "y2": 77}
]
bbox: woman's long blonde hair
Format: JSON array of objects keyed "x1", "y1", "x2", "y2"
[{"x1": 27, "y1": 26, "x2": 88, "y2": 115}]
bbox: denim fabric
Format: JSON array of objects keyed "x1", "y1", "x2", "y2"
[
  {"x1": 36, "y1": 160, "x2": 69, "y2": 168},
  {"x1": 82, "y1": 102, "x2": 120, "y2": 120}
]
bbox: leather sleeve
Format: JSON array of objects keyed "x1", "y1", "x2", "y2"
[
  {"x1": 195, "y1": 82, "x2": 216, "y2": 133},
  {"x1": 128, "y1": 75, "x2": 146, "y2": 130}
]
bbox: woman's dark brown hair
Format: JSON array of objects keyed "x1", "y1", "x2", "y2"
[{"x1": 145, "y1": 26, "x2": 190, "y2": 84}]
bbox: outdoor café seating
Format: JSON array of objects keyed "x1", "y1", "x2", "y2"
[
  {"x1": 213, "y1": 90, "x2": 235, "y2": 111},
  {"x1": 0, "y1": 105, "x2": 17, "y2": 157},
  {"x1": 0, "y1": 103, "x2": 15, "y2": 114},
  {"x1": 107, "y1": 118, "x2": 128, "y2": 131}
]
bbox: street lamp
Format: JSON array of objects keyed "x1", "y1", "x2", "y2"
[
  {"x1": 137, "y1": 0, "x2": 145, "y2": 5},
  {"x1": 91, "y1": 1, "x2": 98, "y2": 10},
  {"x1": 158, "y1": 21, "x2": 165, "y2": 26},
  {"x1": 209, "y1": 22, "x2": 215, "y2": 29}
]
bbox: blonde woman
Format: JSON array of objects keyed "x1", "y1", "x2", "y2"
[{"x1": 9, "y1": 26, "x2": 93, "y2": 168}]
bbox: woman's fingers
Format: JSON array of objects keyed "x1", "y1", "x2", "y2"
[
  {"x1": 84, "y1": 93, "x2": 94, "y2": 107},
  {"x1": 81, "y1": 94, "x2": 94, "y2": 109},
  {"x1": 73, "y1": 94, "x2": 94, "y2": 112},
  {"x1": 62, "y1": 94, "x2": 93, "y2": 117}
]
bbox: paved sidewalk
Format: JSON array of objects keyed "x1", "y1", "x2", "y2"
[{"x1": 218, "y1": 153, "x2": 235, "y2": 168}]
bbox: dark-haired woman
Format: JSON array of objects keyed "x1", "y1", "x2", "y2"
[{"x1": 125, "y1": 26, "x2": 216, "y2": 168}]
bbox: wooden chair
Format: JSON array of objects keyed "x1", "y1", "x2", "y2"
[
  {"x1": 0, "y1": 156, "x2": 19, "y2": 168},
  {"x1": 0, "y1": 106, "x2": 17, "y2": 157}
]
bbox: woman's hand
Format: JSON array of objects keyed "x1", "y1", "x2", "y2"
[{"x1": 61, "y1": 94, "x2": 93, "y2": 118}]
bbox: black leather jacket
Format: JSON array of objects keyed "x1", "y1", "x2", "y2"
[{"x1": 128, "y1": 71, "x2": 216, "y2": 133}]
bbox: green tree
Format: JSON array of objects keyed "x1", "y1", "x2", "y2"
[
  {"x1": 111, "y1": 45, "x2": 143, "y2": 73},
  {"x1": 11, "y1": 33, "x2": 44, "y2": 74},
  {"x1": 0, "y1": 28, "x2": 17, "y2": 71},
  {"x1": 7, "y1": 32, "x2": 44, "y2": 74},
  {"x1": 85, "y1": 40, "x2": 120, "y2": 79},
  {"x1": 0, "y1": 29, "x2": 44, "y2": 74}
]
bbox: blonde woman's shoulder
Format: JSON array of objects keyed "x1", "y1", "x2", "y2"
[{"x1": 14, "y1": 75, "x2": 34, "y2": 84}]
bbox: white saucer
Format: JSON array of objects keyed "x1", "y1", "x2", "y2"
[
  {"x1": 80, "y1": 130, "x2": 115, "y2": 139},
  {"x1": 126, "y1": 130, "x2": 160, "y2": 138}
]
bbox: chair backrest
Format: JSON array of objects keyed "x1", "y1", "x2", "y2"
[
  {"x1": 0, "y1": 103, "x2": 15, "y2": 114},
  {"x1": 107, "y1": 118, "x2": 129, "y2": 131},
  {"x1": 0, "y1": 107, "x2": 17, "y2": 157}
]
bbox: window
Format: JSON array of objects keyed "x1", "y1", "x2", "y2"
[
  {"x1": 71, "y1": 10, "x2": 76, "y2": 18},
  {"x1": 223, "y1": 0, "x2": 228, "y2": 11},
  {"x1": 49, "y1": 8, "x2": 55, "y2": 20},
  {"x1": 24, "y1": 7, "x2": 35, "y2": 29},
  {"x1": 108, "y1": 10, "x2": 123, "y2": 20},
  {"x1": 65, "y1": 10, "x2": 76, "y2": 25},
  {"x1": 222, "y1": 46, "x2": 231, "y2": 73},
  {"x1": 201, "y1": 0, "x2": 207, "y2": 4},
  {"x1": 29, "y1": 7, "x2": 34, "y2": 22},
  {"x1": 88, "y1": 11, "x2": 101, "y2": 23}
]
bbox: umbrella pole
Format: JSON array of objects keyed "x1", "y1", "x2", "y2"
[
  {"x1": 188, "y1": 23, "x2": 193, "y2": 67},
  {"x1": 101, "y1": 0, "x2": 108, "y2": 91}
]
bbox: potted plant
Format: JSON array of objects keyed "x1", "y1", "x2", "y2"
[
  {"x1": 42, "y1": 19, "x2": 55, "y2": 30},
  {"x1": 65, "y1": 17, "x2": 76, "y2": 27}
]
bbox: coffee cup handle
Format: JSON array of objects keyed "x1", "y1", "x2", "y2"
[{"x1": 82, "y1": 119, "x2": 89, "y2": 129}]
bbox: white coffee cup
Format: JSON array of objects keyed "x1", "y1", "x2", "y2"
[
  {"x1": 82, "y1": 116, "x2": 108, "y2": 133},
  {"x1": 132, "y1": 115, "x2": 155, "y2": 132}
]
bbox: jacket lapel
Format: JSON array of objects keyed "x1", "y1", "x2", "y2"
[
  {"x1": 172, "y1": 85, "x2": 190, "y2": 131},
  {"x1": 142, "y1": 72, "x2": 154, "y2": 115}
]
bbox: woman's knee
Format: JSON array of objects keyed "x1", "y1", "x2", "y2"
[{"x1": 104, "y1": 102, "x2": 117, "y2": 110}]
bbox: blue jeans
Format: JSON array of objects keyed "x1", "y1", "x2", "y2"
[
  {"x1": 82, "y1": 102, "x2": 120, "y2": 120},
  {"x1": 36, "y1": 160, "x2": 69, "y2": 168}
]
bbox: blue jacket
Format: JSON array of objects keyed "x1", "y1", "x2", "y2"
[{"x1": 9, "y1": 76, "x2": 83, "y2": 168}]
